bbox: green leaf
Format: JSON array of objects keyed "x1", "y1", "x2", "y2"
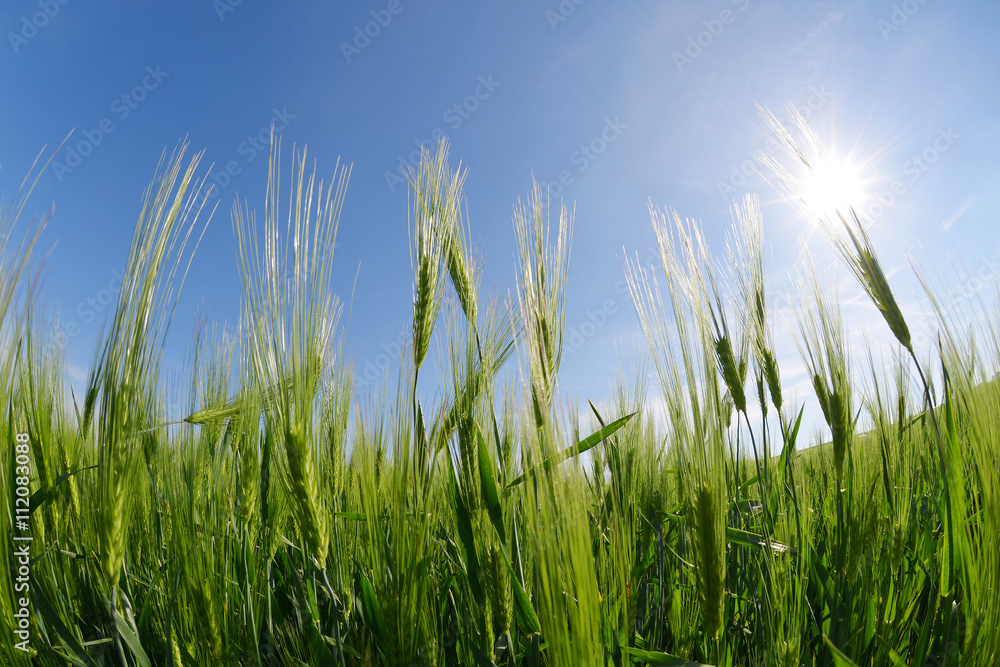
[
  {"x1": 505, "y1": 411, "x2": 636, "y2": 491},
  {"x1": 28, "y1": 465, "x2": 97, "y2": 516},
  {"x1": 477, "y1": 421, "x2": 506, "y2": 544},
  {"x1": 278, "y1": 551, "x2": 338, "y2": 667},
  {"x1": 622, "y1": 647, "x2": 712, "y2": 666},
  {"x1": 471, "y1": 645, "x2": 498, "y2": 667},
  {"x1": 114, "y1": 609, "x2": 152, "y2": 667},
  {"x1": 726, "y1": 526, "x2": 794, "y2": 555},
  {"x1": 449, "y1": 457, "x2": 486, "y2": 606},
  {"x1": 779, "y1": 405, "x2": 805, "y2": 465},
  {"x1": 30, "y1": 584, "x2": 101, "y2": 667},
  {"x1": 359, "y1": 571, "x2": 386, "y2": 645},
  {"x1": 823, "y1": 635, "x2": 861, "y2": 667},
  {"x1": 496, "y1": 541, "x2": 540, "y2": 634}
]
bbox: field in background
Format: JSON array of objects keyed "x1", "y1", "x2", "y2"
[{"x1": 1, "y1": 123, "x2": 998, "y2": 666}]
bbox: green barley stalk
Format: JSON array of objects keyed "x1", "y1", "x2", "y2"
[
  {"x1": 625, "y1": 207, "x2": 728, "y2": 646},
  {"x1": 406, "y1": 140, "x2": 456, "y2": 372},
  {"x1": 233, "y1": 131, "x2": 350, "y2": 569},
  {"x1": 0, "y1": 148, "x2": 57, "y2": 666},
  {"x1": 513, "y1": 180, "x2": 573, "y2": 414},
  {"x1": 727, "y1": 194, "x2": 783, "y2": 414},
  {"x1": 793, "y1": 256, "x2": 853, "y2": 477},
  {"x1": 421, "y1": 139, "x2": 478, "y2": 326},
  {"x1": 88, "y1": 142, "x2": 211, "y2": 591}
]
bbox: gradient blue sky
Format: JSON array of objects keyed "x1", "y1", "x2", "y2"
[{"x1": 2, "y1": 1, "x2": 998, "y2": 430}]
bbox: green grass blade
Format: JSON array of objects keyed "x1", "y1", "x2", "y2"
[
  {"x1": 496, "y1": 542, "x2": 540, "y2": 634},
  {"x1": 477, "y1": 421, "x2": 506, "y2": 544},
  {"x1": 505, "y1": 411, "x2": 635, "y2": 491},
  {"x1": 358, "y1": 571, "x2": 386, "y2": 646},
  {"x1": 30, "y1": 584, "x2": 100, "y2": 667},
  {"x1": 726, "y1": 527, "x2": 794, "y2": 555},
  {"x1": 113, "y1": 609, "x2": 152, "y2": 667},
  {"x1": 823, "y1": 634, "x2": 861, "y2": 667},
  {"x1": 623, "y1": 647, "x2": 713, "y2": 666},
  {"x1": 28, "y1": 465, "x2": 96, "y2": 516},
  {"x1": 448, "y1": 457, "x2": 486, "y2": 606}
]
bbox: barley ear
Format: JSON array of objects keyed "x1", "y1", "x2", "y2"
[
  {"x1": 425, "y1": 140, "x2": 478, "y2": 325},
  {"x1": 513, "y1": 180, "x2": 573, "y2": 407},
  {"x1": 692, "y1": 483, "x2": 725, "y2": 638}
]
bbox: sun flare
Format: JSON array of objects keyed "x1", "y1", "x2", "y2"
[{"x1": 798, "y1": 158, "x2": 866, "y2": 220}]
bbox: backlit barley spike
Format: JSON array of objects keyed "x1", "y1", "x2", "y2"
[
  {"x1": 191, "y1": 578, "x2": 222, "y2": 660},
  {"x1": 762, "y1": 347, "x2": 783, "y2": 411},
  {"x1": 693, "y1": 483, "x2": 724, "y2": 639},
  {"x1": 433, "y1": 148, "x2": 478, "y2": 324},
  {"x1": 513, "y1": 180, "x2": 573, "y2": 407},
  {"x1": 234, "y1": 133, "x2": 347, "y2": 572},
  {"x1": 715, "y1": 334, "x2": 747, "y2": 414},
  {"x1": 407, "y1": 142, "x2": 450, "y2": 370},
  {"x1": 90, "y1": 142, "x2": 210, "y2": 591},
  {"x1": 796, "y1": 260, "x2": 853, "y2": 478},
  {"x1": 286, "y1": 427, "x2": 329, "y2": 565},
  {"x1": 840, "y1": 216, "x2": 913, "y2": 353}
]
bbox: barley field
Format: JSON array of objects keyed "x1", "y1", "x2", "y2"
[{"x1": 2, "y1": 119, "x2": 999, "y2": 666}]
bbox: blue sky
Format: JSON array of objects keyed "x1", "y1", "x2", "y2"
[{"x1": 2, "y1": 1, "x2": 999, "y2": 431}]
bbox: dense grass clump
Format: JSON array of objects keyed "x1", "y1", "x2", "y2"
[{"x1": 2, "y1": 126, "x2": 999, "y2": 666}]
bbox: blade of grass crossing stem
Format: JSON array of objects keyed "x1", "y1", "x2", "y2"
[
  {"x1": 494, "y1": 537, "x2": 541, "y2": 634},
  {"x1": 448, "y1": 455, "x2": 486, "y2": 605},
  {"x1": 823, "y1": 635, "x2": 862, "y2": 667},
  {"x1": 359, "y1": 571, "x2": 386, "y2": 646},
  {"x1": 477, "y1": 421, "x2": 507, "y2": 544},
  {"x1": 471, "y1": 645, "x2": 499, "y2": 667},
  {"x1": 726, "y1": 526, "x2": 793, "y2": 555},
  {"x1": 113, "y1": 609, "x2": 152, "y2": 667},
  {"x1": 28, "y1": 465, "x2": 96, "y2": 516},
  {"x1": 505, "y1": 412, "x2": 635, "y2": 491},
  {"x1": 30, "y1": 584, "x2": 100, "y2": 667},
  {"x1": 279, "y1": 550, "x2": 338, "y2": 667},
  {"x1": 622, "y1": 647, "x2": 713, "y2": 666}
]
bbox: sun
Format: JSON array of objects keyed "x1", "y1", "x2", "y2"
[{"x1": 797, "y1": 157, "x2": 866, "y2": 221}]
